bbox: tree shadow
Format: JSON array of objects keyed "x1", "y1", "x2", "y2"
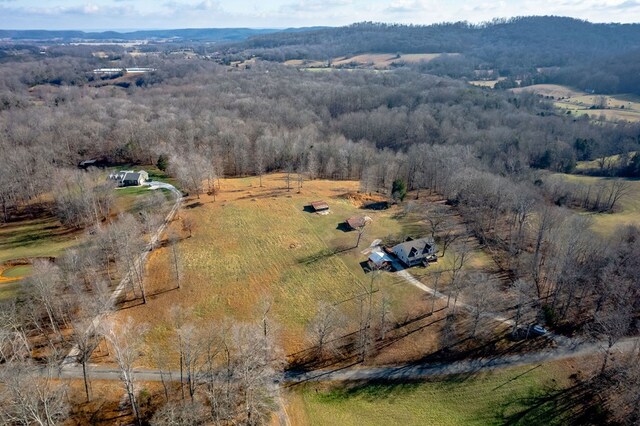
[
  {"x1": 363, "y1": 201, "x2": 389, "y2": 210},
  {"x1": 297, "y1": 246, "x2": 352, "y2": 265},
  {"x1": 184, "y1": 202, "x2": 204, "y2": 209},
  {"x1": 497, "y1": 380, "x2": 604, "y2": 425},
  {"x1": 336, "y1": 222, "x2": 353, "y2": 232}
]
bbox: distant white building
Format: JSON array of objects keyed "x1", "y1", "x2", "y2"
[
  {"x1": 93, "y1": 67, "x2": 156, "y2": 76},
  {"x1": 108, "y1": 170, "x2": 149, "y2": 187},
  {"x1": 93, "y1": 68, "x2": 124, "y2": 76}
]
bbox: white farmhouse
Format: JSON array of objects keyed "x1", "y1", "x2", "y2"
[{"x1": 392, "y1": 237, "x2": 437, "y2": 266}]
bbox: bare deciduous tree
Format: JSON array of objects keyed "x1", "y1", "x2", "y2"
[
  {"x1": 307, "y1": 301, "x2": 345, "y2": 359},
  {"x1": 0, "y1": 360, "x2": 69, "y2": 425},
  {"x1": 102, "y1": 317, "x2": 148, "y2": 426}
]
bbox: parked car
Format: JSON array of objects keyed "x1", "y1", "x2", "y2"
[{"x1": 530, "y1": 324, "x2": 548, "y2": 336}]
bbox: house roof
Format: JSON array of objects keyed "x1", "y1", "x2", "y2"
[
  {"x1": 123, "y1": 172, "x2": 142, "y2": 181},
  {"x1": 346, "y1": 216, "x2": 369, "y2": 229},
  {"x1": 368, "y1": 250, "x2": 393, "y2": 264},
  {"x1": 311, "y1": 201, "x2": 329, "y2": 211},
  {"x1": 392, "y1": 237, "x2": 436, "y2": 257}
]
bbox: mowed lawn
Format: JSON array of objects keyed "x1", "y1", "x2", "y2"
[
  {"x1": 122, "y1": 173, "x2": 431, "y2": 362},
  {"x1": 0, "y1": 217, "x2": 79, "y2": 264},
  {"x1": 559, "y1": 174, "x2": 640, "y2": 235},
  {"x1": 291, "y1": 361, "x2": 580, "y2": 426}
]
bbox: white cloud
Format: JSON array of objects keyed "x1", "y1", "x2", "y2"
[
  {"x1": 281, "y1": 0, "x2": 351, "y2": 13},
  {"x1": 0, "y1": 0, "x2": 639, "y2": 30}
]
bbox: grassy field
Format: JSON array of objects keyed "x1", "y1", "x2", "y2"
[
  {"x1": 285, "y1": 53, "x2": 456, "y2": 70},
  {"x1": 511, "y1": 84, "x2": 640, "y2": 122},
  {"x1": 115, "y1": 174, "x2": 435, "y2": 360},
  {"x1": 0, "y1": 217, "x2": 80, "y2": 264},
  {"x1": 291, "y1": 361, "x2": 583, "y2": 426},
  {"x1": 575, "y1": 152, "x2": 637, "y2": 172},
  {"x1": 0, "y1": 216, "x2": 80, "y2": 299},
  {"x1": 468, "y1": 78, "x2": 506, "y2": 88},
  {"x1": 111, "y1": 174, "x2": 514, "y2": 371},
  {"x1": 557, "y1": 173, "x2": 640, "y2": 234}
]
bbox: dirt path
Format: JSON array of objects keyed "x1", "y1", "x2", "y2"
[
  {"x1": 394, "y1": 268, "x2": 574, "y2": 348},
  {"x1": 62, "y1": 182, "x2": 182, "y2": 367},
  {"x1": 395, "y1": 269, "x2": 515, "y2": 325}
]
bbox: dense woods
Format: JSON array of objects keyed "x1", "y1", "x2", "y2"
[
  {"x1": 230, "y1": 17, "x2": 640, "y2": 95},
  {"x1": 0, "y1": 18, "x2": 639, "y2": 424},
  {"x1": 2, "y1": 54, "x2": 639, "y2": 221}
]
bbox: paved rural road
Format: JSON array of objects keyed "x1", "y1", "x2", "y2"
[
  {"x1": 62, "y1": 181, "x2": 182, "y2": 367},
  {"x1": 51, "y1": 337, "x2": 638, "y2": 384}
]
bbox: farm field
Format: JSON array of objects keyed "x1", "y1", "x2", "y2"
[
  {"x1": 468, "y1": 77, "x2": 506, "y2": 88},
  {"x1": 285, "y1": 53, "x2": 455, "y2": 70},
  {"x1": 558, "y1": 173, "x2": 640, "y2": 234},
  {"x1": 290, "y1": 360, "x2": 584, "y2": 426},
  {"x1": 511, "y1": 84, "x2": 640, "y2": 122},
  {"x1": 114, "y1": 174, "x2": 506, "y2": 370}
]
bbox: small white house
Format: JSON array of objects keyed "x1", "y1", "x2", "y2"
[
  {"x1": 392, "y1": 237, "x2": 437, "y2": 266},
  {"x1": 108, "y1": 170, "x2": 149, "y2": 187}
]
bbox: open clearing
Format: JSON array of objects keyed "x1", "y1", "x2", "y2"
[
  {"x1": 575, "y1": 152, "x2": 638, "y2": 172},
  {"x1": 511, "y1": 84, "x2": 640, "y2": 122},
  {"x1": 114, "y1": 174, "x2": 501, "y2": 369},
  {"x1": 557, "y1": 173, "x2": 640, "y2": 235},
  {"x1": 468, "y1": 77, "x2": 506, "y2": 88},
  {"x1": 291, "y1": 360, "x2": 583, "y2": 426},
  {"x1": 285, "y1": 53, "x2": 455, "y2": 70}
]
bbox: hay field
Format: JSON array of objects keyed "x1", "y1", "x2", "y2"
[
  {"x1": 332, "y1": 53, "x2": 449, "y2": 69},
  {"x1": 115, "y1": 174, "x2": 435, "y2": 363},
  {"x1": 511, "y1": 84, "x2": 584, "y2": 98},
  {"x1": 285, "y1": 53, "x2": 453, "y2": 70},
  {"x1": 511, "y1": 84, "x2": 640, "y2": 122}
]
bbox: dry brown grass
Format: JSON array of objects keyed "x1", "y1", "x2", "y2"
[
  {"x1": 110, "y1": 174, "x2": 438, "y2": 367},
  {"x1": 65, "y1": 379, "x2": 166, "y2": 425},
  {"x1": 331, "y1": 53, "x2": 449, "y2": 69},
  {"x1": 511, "y1": 84, "x2": 584, "y2": 98},
  {"x1": 105, "y1": 176, "x2": 515, "y2": 371},
  {"x1": 285, "y1": 53, "x2": 455, "y2": 70}
]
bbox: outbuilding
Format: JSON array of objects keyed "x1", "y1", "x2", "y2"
[
  {"x1": 368, "y1": 250, "x2": 394, "y2": 270},
  {"x1": 311, "y1": 200, "x2": 330, "y2": 212}
]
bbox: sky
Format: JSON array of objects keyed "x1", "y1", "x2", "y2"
[{"x1": 0, "y1": 0, "x2": 639, "y2": 30}]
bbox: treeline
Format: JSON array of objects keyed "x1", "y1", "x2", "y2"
[
  {"x1": 228, "y1": 17, "x2": 640, "y2": 95},
  {"x1": 2, "y1": 55, "x2": 640, "y2": 221}
]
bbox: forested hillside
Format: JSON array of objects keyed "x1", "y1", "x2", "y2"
[
  {"x1": 231, "y1": 17, "x2": 640, "y2": 94},
  {"x1": 1, "y1": 18, "x2": 640, "y2": 424}
]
